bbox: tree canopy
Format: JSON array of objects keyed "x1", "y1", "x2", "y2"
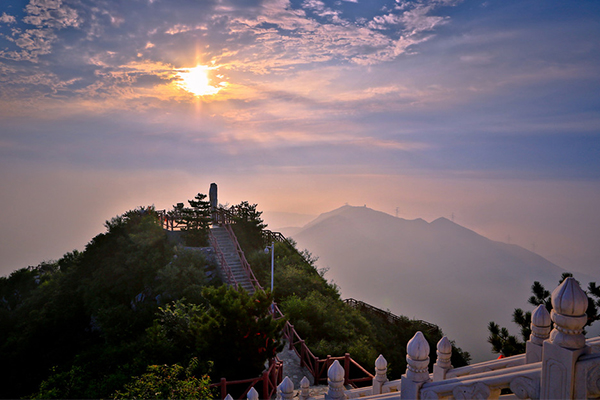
[
  {"x1": 487, "y1": 272, "x2": 600, "y2": 357},
  {"x1": 0, "y1": 205, "x2": 279, "y2": 399}
]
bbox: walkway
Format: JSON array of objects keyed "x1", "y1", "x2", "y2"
[{"x1": 210, "y1": 226, "x2": 254, "y2": 294}]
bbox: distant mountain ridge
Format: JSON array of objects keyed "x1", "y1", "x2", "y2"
[{"x1": 285, "y1": 205, "x2": 582, "y2": 362}]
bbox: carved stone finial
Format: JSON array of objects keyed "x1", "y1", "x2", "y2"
[
  {"x1": 436, "y1": 336, "x2": 452, "y2": 370},
  {"x1": 372, "y1": 354, "x2": 388, "y2": 394},
  {"x1": 279, "y1": 376, "x2": 294, "y2": 400},
  {"x1": 225, "y1": 395, "x2": 234, "y2": 400},
  {"x1": 553, "y1": 277, "x2": 588, "y2": 316},
  {"x1": 247, "y1": 387, "x2": 259, "y2": 400},
  {"x1": 326, "y1": 360, "x2": 346, "y2": 400},
  {"x1": 375, "y1": 354, "x2": 387, "y2": 376},
  {"x1": 406, "y1": 331, "x2": 431, "y2": 383},
  {"x1": 530, "y1": 304, "x2": 552, "y2": 345},
  {"x1": 329, "y1": 360, "x2": 344, "y2": 381},
  {"x1": 549, "y1": 277, "x2": 588, "y2": 349},
  {"x1": 299, "y1": 376, "x2": 310, "y2": 400}
]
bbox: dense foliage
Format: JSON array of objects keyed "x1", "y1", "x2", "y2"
[
  {"x1": 244, "y1": 233, "x2": 471, "y2": 379},
  {"x1": 113, "y1": 358, "x2": 213, "y2": 400},
  {"x1": 0, "y1": 205, "x2": 279, "y2": 399},
  {"x1": 1, "y1": 196, "x2": 474, "y2": 398},
  {"x1": 171, "y1": 193, "x2": 212, "y2": 246},
  {"x1": 229, "y1": 201, "x2": 268, "y2": 252},
  {"x1": 488, "y1": 272, "x2": 600, "y2": 357}
]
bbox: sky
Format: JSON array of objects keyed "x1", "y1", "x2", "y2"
[{"x1": 1, "y1": 0, "x2": 599, "y2": 279}]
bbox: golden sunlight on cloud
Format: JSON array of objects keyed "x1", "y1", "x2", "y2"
[{"x1": 176, "y1": 65, "x2": 226, "y2": 97}]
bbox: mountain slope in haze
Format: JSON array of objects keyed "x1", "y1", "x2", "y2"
[{"x1": 287, "y1": 205, "x2": 579, "y2": 362}]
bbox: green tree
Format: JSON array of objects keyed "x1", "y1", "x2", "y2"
[
  {"x1": 172, "y1": 193, "x2": 212, "y2": 246},
  {"x1": 488, "y1": 273, "x2": 600, "y2": 357},
  {"x1": 230, "y1": 201, "x2": 267, "y2": 251},
  {"x1": 148, "y1": 286, "x2": 285, "y2": 380},
  {"x1": 113, "y1": 358, "x2": 213, "y2": 400}
]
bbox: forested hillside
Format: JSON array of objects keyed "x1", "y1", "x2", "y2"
[{"x1": 0, "y1": 198, "x2": 470, "y2": 399}]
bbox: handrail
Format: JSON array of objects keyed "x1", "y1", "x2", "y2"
[
  {"x1": 209, "y1": 356, "x2": 283, "y2": 400},
  {"x1": 281, "y1": 321, "x2": 374, "y2": 388},
  {"x1": 344, "y1": 298, "x2": 440, "y2": 334},
  {"x1": 223, "y1": 223, "x2": 264, "y2": 292},
  {"x1": 208, "y1": 229, "x2": 238, "y2": 290},
  {"x1": 202, "y1": 206, "x2": 374, "y2": 396}
]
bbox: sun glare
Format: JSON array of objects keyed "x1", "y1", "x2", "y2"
[{"x1": 176, "y1": 65, "x2": 225, "y2": 96}]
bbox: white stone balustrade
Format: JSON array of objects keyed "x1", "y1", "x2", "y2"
[
  {"x1": 278, "y1": 376, "x2": 294, "y2": 400},
  {"x1": 541, "y1": 276, "x2": 589, "y2": 399},
  {"x1": 433, "y1": 336, "x2": 452, "y2": 381},
  {"x1": 525, "y1": 304, "x2": 551, "y2": 363},
  {"x1": 299, "y1": 376, "x2": 311, "y2": 400},
  {"x1": 372, "y1": 354, "x2": 388, "y2": 395},
  {"x1": 326, "y1": 360, "x2": 347, "y2": 400},
  {"x1": 221, "y1": 277, "x2": 600, "y2": 400},
  {"x1": 400, "y1": 331, "x2": 431, "y2": 398},
  {"x1": 247, "y1": 387, "x2": 259, "y2": 400}
]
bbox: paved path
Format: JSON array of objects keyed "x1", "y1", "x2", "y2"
[{"x1": 277, "y1": 340, "x2": 314, "y2": 387}]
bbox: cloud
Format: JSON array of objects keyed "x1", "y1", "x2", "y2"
[
  {"x1": 23, "y1": 0, "x2": 81, "y2": 29},
  {"x1": 0, "y1": 13, "x2": 17, "y2": 24}
]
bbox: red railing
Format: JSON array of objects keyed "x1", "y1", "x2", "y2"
[
  {"x1": 281, "y1": 321, "x2": 374, "y2": 388},
  {"x1": 160, "y1": 206, "x2": 374, "y2": 397},
  {"x1": 223, "y1": 223, "x2": 264, "y2": 293},
  {"x1": 209, "y1": 357, "x2": 284, "y2": 400},
  {"x1": 208, "y1": 229, "x2": 238, "y2": 290}
]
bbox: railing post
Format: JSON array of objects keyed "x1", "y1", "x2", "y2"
[
  {"x1": 372, "y1": 354, "x2": 388, "y2": 395},
  {"x1": 247, "y1": 387, "x2": 259, "y2": 400},
  {"x1": 526, "y1": 304, "x2": 551, "y2": 364},
  {"x1": 279, "y1": 376, "x2": 294, "y2": 400},
  {"x1": 540, "y1": 277, "x2": 589, "y2": 399},
  {"x1": 220, "y1": 377, "x2": 227, "y2": 399},
  {"x1": 400, "y1": 331, "x2": 430, "y2": 399},
  {"x1": 300, "y1": 376, "x2": 310, "y2": 400},
  {"x1": 325, "y1": 360, "x2": 345, "y2": 400},
  {"x1": 433, "y1": 336, "x2": 452, "y2": 381},
  {"x1": 262, "y1": 371, "x2": 269, "y2": 399},
  {"x1": 344, "y1": 353, "x2": 350, "y2": 385}
]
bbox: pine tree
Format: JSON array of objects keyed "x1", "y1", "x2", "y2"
[{"x1": 173, "y1": 193, "x2": 212, "y2": 246}]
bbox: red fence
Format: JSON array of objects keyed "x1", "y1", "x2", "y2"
[
  {"x1": 281, "y1": 321, "x2": 374, "y2": 388},
  {"x1": 209, "y1": 357, "x2": 283, "y2": 400},
  {"x1": 159, "y1": 206, "x2": 374, "y2": 398}
]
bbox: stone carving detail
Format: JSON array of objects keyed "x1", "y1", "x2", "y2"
[
  {"x1": 510, "y1": 376, "x2": 540, "y2": 399},
  {"x1": 452, "y1": 382, "x2": 491, "y2": 399},
  {"x1": 549, "y1": 277, "x2": 588, "y2": 349},
  {"x1": 530, "y1": 304, "x2": 551, "y2": 345},
  {"x1": 420, "y1": 389, "x2": 440, "y2": 399},
  {"x1": 406, "y1": 331, "x2": 430, "y2": 383},
  {"x1": 326, "y1": 360, "x2": 346, "y2": 400},
  {"x1": 299, "y1": 376, "x2": 310, "y2": 400},
  {"x1": 436, "y1": 336, "x2": 452, "y2": 369},
  {"x1": 247, "y1": 387, "x2": 259, "y2": 400},
  {"x1": 375, "y1": 354, "x2": 388, "y2": 383},
  {"x1": 587, "y1": 364, "x2": 600, "y2": 397},
  {"x1": 543, "y1": 359, "x2": 566, "y2": 397},
  {"x1": 278, "y1": 376, "x2": 294, "y2": 400}
]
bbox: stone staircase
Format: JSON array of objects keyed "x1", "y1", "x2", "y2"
[{"x1": 210, "y1": 226, "x2": 255, "y2": 294}]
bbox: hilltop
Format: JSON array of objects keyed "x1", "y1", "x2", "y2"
[{"x1": 286, "y1": 205, "x2": 592, "y2": 361}]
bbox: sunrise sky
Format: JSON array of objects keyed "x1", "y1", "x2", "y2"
[{"x1": 1, "y1": 0, "x2": 599, "y2": 277}]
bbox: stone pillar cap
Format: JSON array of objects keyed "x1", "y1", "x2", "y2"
[
  {"x1": 328, "y1": 360, "x2": 344, "y2": 381},
  {"x1": 375, "y1": 354, "x2": 387, "y2": 369},
  {"x1": 552, "y1": 277, "x2": 588, "y2": 316},
  {"x1": 407, "y1": 331, "x2": 430, "y2": 360}
]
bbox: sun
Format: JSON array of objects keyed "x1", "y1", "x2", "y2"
[{"x1": 176, "y1": 65, "x2": 225, "y2": 96}]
